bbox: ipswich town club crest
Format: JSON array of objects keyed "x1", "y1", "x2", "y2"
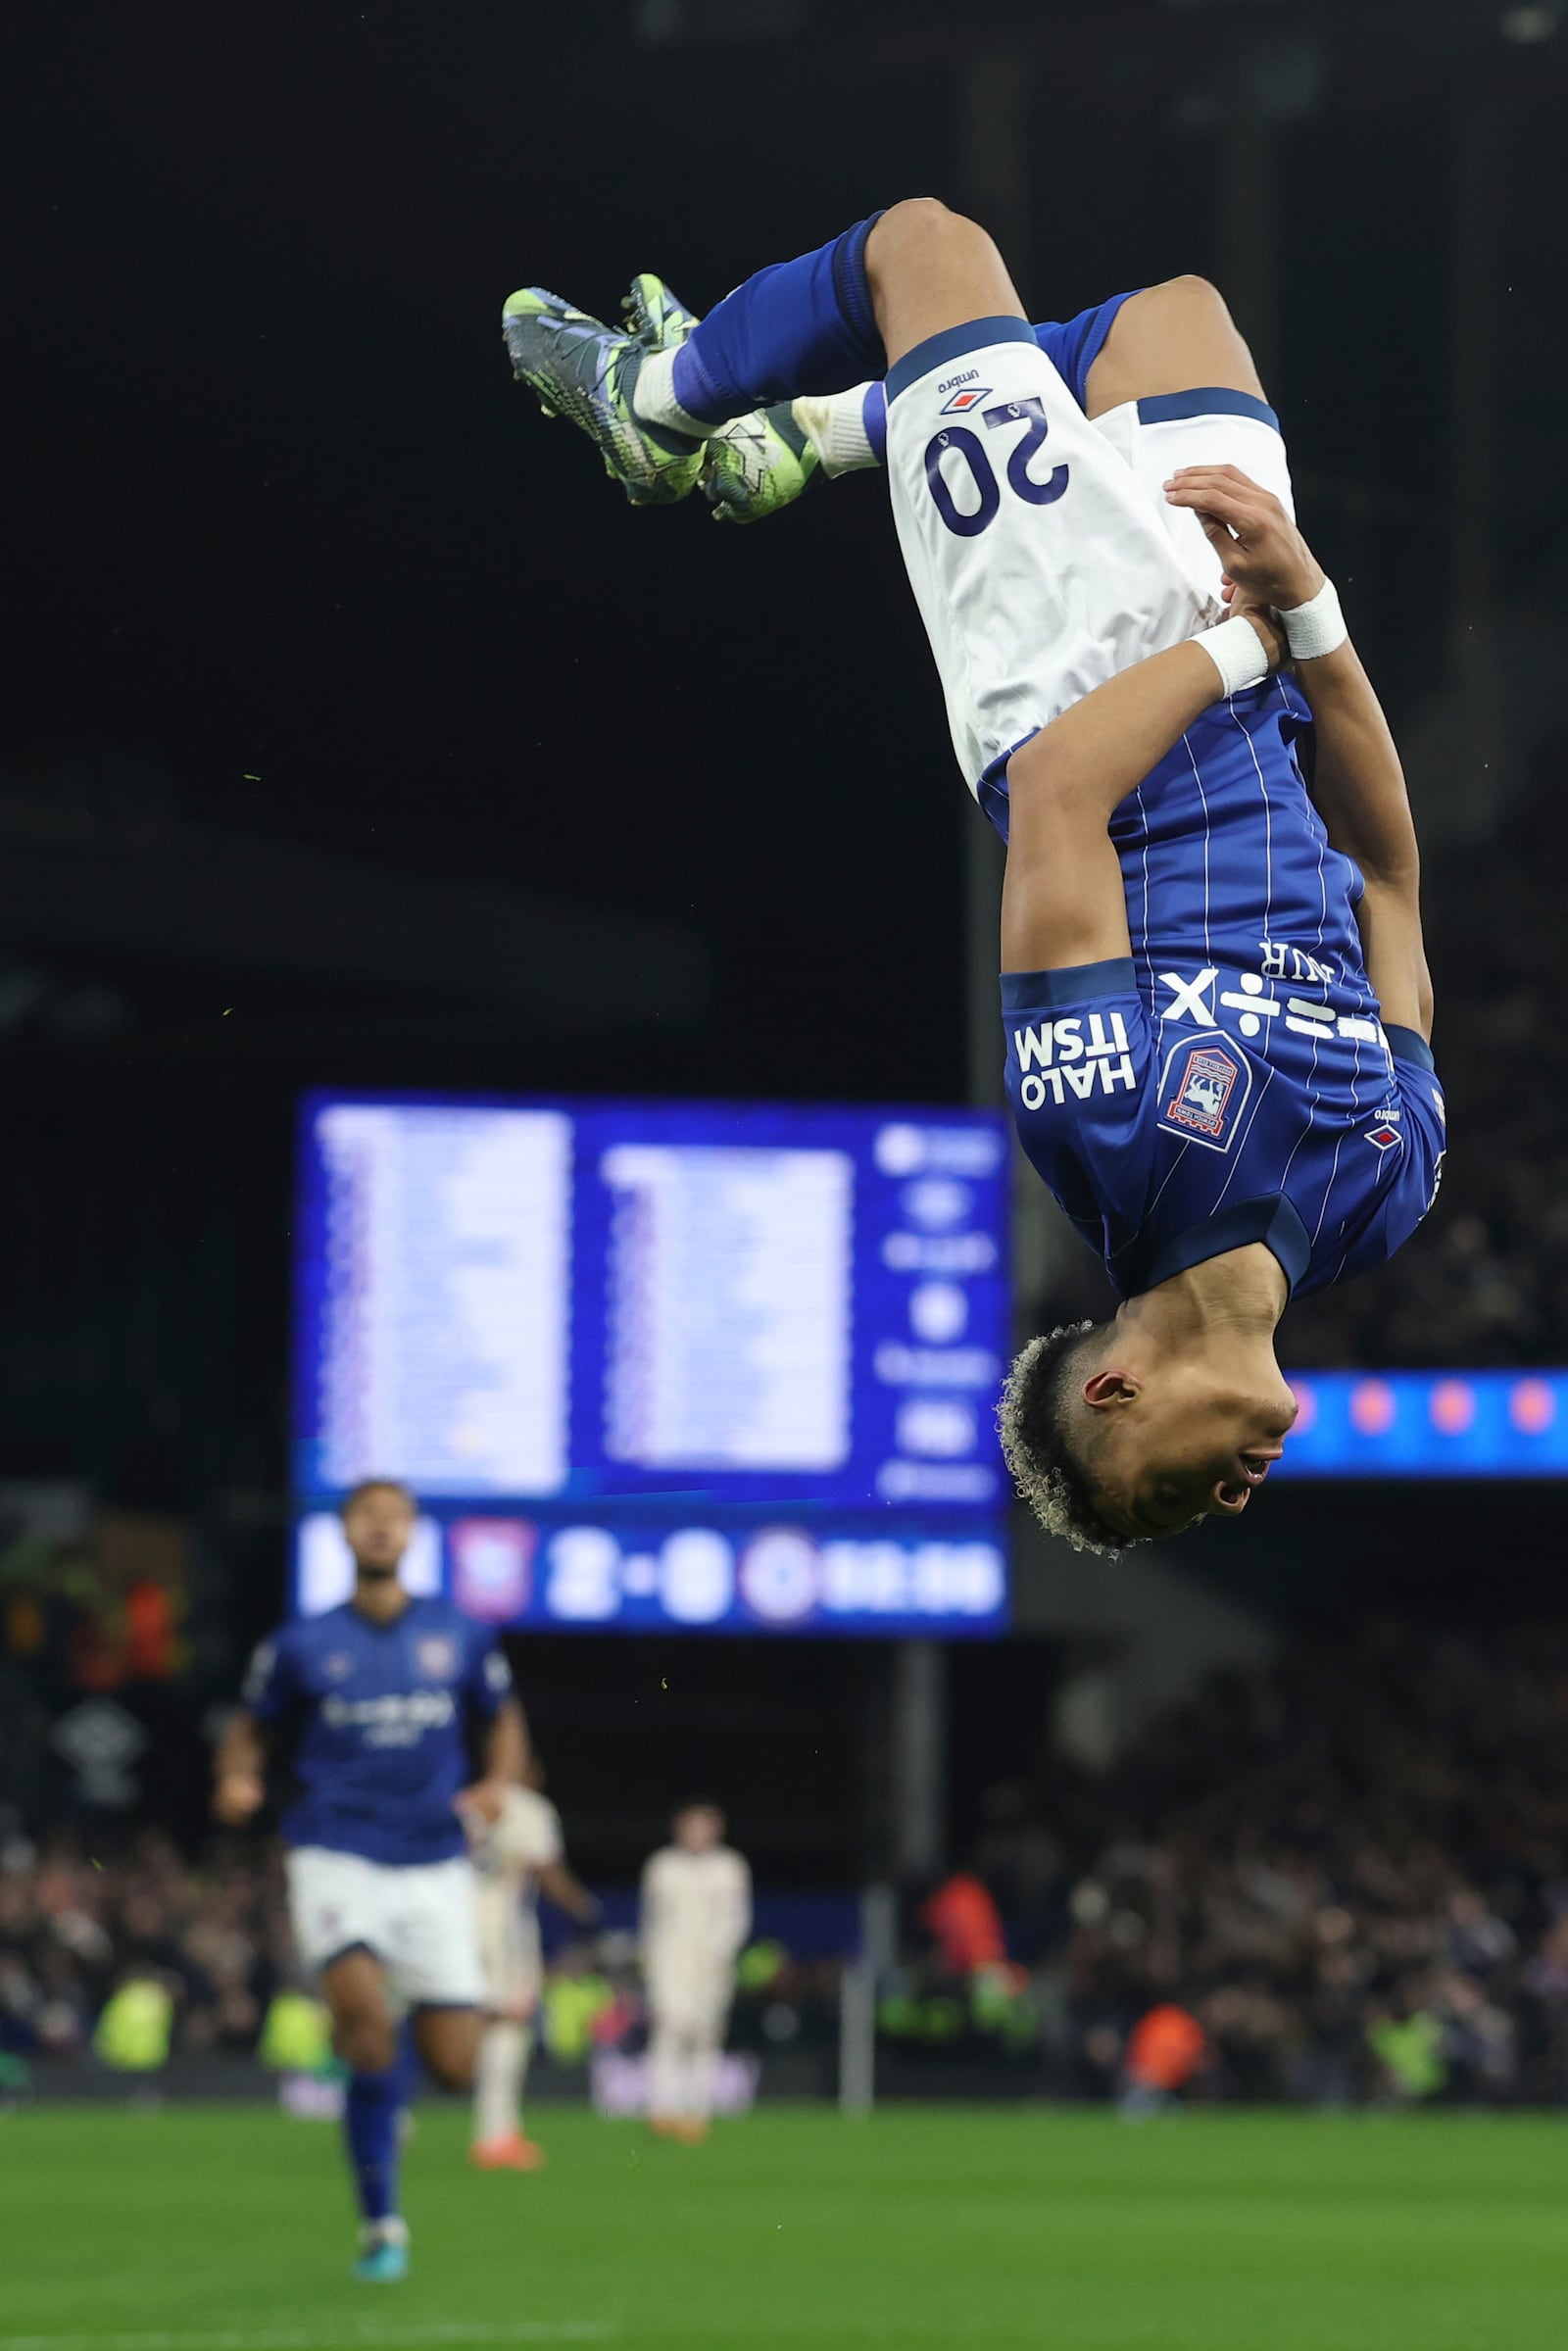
[
  {"x1": 415, "y1": 1634, "x2": 459, "y2": 1681},
  {"x1": 1162, "y1": 1039, "x2": 1247, "y2": 1149}
]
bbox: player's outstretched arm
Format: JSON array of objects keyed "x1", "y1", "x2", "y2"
[
  {"x1": 1002, "y1": 613, "x2": 1285, "y2": 973},
  {"x1": 212, "y1": 1707, "x2": 268, "y2": 1825},
  {"x1": 1163, "y1": 465, "x2": 1433, "y2": 1041}
]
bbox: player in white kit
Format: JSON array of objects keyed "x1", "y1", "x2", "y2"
[
  {"x1": 641, "y1": 1802, "x2": 752, "y2": 2143},
  {"x1": 468, "y1": 1758, "x2": 599, "y2": 2170}
]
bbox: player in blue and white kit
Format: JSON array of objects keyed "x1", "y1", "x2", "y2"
[
  {"x1": 214, "y1": 1478, "x2": 527, "y2": 2279},
  {"x1": 502, "y1": 200, "x2": 1443, "y2": 1553}
]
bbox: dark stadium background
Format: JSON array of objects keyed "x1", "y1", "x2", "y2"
[{"x1": 5, "y1": 0, "x2": 1567, "y2": 1896}]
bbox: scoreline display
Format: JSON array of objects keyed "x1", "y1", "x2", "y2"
[{"x1": 291, "y1": 1090, "x2": 1011, "y2": 1637}]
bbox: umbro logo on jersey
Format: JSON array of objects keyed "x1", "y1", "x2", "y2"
[
  {"x1": 939, "y1": 380, "x2": 991, "y2": 415},
  {"x1": 1365, "y1": 1124, "x2": 1402, "y2": 1153}
]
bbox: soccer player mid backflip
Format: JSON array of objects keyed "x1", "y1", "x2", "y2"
[{"x1": 502, "y1": 202, "x2": 1446, "y2": 1553}]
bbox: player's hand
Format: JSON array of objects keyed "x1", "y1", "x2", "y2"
[
  {"x1": 455, "y1": 1778, "x2": 508, "y2": 1826},
  {"x1": 1164, "y1": 465, "x2": 1326, "y2": 612},
  {"x1": 212, "y1": 1771, "x2": 265, "y2": 1826}
]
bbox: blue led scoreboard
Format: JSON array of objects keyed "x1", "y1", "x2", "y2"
[{"x1": 291, "y1": 1092, "x2": 1011, "y2": 1636}]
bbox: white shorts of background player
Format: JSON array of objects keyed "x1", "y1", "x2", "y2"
[
  {"x1": 285, "y1": 1845, "x2": 484, "y2": 2007},
  {"x1": 645, "y1": 1952, "x2": 737, "y2": 2121},
  {"x1": 885, "y1": 326, "x2": 1297, "y2": 803}
]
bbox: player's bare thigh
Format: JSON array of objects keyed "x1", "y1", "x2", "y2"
[
  {"x1": 866, "y1": 199, "x2": 1026, "y2": 370},
  {"x1": 321, "y1": 1945, "x2": 398, "y2": 2071},
  {"x1": 415, "y1": 2002, "x2": 482, "y2": 2090},
  {"x1": 1085, "y1": 276, "x2": 1266, "y2": 417}
]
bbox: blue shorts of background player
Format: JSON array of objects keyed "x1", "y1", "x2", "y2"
[{"x1": 501, "y1": 199, "x2": 1443, "y2": 1555}]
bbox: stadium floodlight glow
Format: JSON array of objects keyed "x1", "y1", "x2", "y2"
[{"x1": 1501, "y1": 5, "x2": 1558, "y2": 42}]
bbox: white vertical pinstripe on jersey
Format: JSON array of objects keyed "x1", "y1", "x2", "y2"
[
  {"x1": 1133, "y1": 780, "x2": 1154, "y2": 1001},
  {"x1": 1177, "y1": 728, "x2": 1213, "y2": 967},
  {"x1": 1209, "y1": 1063, "x2": 1279, "y2": 1212}
]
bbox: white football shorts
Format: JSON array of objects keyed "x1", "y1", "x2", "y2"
[
  {"x1": 285, "y1": 1845, "x2": 484, "y2": 2007},
  {"x1": 883, "y1": 314, "x2": 1295, "y2": 805}
]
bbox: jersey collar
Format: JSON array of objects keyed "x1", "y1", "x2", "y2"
[{"x1": 1122, "y1": 1195, "x2": 1312, "y2": 1298}]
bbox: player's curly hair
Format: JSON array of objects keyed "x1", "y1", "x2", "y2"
[{"x1": 997, "y1": 1321, "x2": 1128, "y2": 1557}]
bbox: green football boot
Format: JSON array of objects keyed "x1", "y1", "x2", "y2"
[
  {"x1": 620, "y1": 270, "x2": 823, "y2": 522},
  {"x1": 620, "y1": 269, "x2": 700, "y2": 355},
  {"x1": 501, "y1": 285, "x2": 704, "y2": 508},
  {"x1": 701, "y1": 401, "x2": 821, "y2": 525}
]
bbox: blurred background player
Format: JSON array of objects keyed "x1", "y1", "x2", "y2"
[
  {"x1": 212, "y1": 1478, "x2": 526, "y2": 2280},
  {"x1": 468, "y1": 1754, "x2": 599, "y2": 2171},
  {"x1": 640, "y1": 1801, "x2": 751, "y2": 2144}
]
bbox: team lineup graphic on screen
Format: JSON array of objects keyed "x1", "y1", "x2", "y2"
[{"x1": 292, "y1": 1092, "x2": 1011, "y2": 1636}]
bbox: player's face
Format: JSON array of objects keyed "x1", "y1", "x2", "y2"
[
  {"x1": 1091, "y1": 1368, "x2": 1298, "y2": 1541},
  {"x1": 342, "y1": 1486, "x2": 416, "y2": 1577},
  {"x1": 674, "y1": 1806, "x2": 722, "y2": 1852}
]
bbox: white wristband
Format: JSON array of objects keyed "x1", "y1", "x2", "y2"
[
  {"x1": 1198, "y1": 613, "x2": 1272, "y2": 699},
  {"x1": 1281, "y1": 577, "x2": 1347, "y2": 661}
]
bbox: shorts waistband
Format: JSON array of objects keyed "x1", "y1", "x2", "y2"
[
  {"x1": 885, "y1": 315, "x2": 1038, "y2": 403},
  {"x1": 1136, "y1": 386, "x2": 1281, "y2": 433}
]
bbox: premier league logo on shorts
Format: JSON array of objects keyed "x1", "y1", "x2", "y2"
[{"x1": 1159, "y1": 1036, "x2": 1250, "y2": 1153}]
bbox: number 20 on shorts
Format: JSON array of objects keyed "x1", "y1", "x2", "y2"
[{"x1": 923, "y1": 396, "x2": 1070, "y2": 538}]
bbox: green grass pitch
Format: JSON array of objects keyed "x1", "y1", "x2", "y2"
[{"x1": 2, "y1": 2103, "x2": 1565, "y2": 2350}]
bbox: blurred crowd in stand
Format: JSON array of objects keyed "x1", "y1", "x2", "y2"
[
  {"x1": 5, "y1": 1619, "x2": 1567, "y2": 2105},
  {"x1": 1039, "y1": 739, "x2": 1568, "y2": 1366},
  {"x1": 0, "y1": 1830, "x2": 288, "y2": 2070},
  {"x1": 963, "y1": 1619, "x2": 1568, "y2": 2105}
]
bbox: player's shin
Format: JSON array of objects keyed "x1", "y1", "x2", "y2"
[
  {"x1": 633, "y1": 217, "x2": 886, "y2": 439},
  {"x1": 472, "y1": 2019, "x2": 528, "y2": 2146}
]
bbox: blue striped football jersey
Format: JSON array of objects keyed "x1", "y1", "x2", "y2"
[
  {"x1": 243, "y1": 1596, "x2": 512, "y2": 1864},
  {"x1": 1002, "y1": 673, "x2": 1446, "y2": 1299}
]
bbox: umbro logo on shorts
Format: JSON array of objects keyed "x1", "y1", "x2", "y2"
[{"x1": 939, "y1": 382, "x2": 991, "y2": 415}]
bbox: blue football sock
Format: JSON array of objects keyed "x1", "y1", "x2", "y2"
[
  {"x1": 344, "y1": 2065, "x2": 401, "y2": 2224},
  {"x1": 670, "y1": 214, "x2": 885, "y2": 425}
]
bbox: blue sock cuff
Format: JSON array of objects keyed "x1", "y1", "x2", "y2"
[
  {"x1": 832, "y1": 210, "x2": 883, "y2": 351},
  {"x1": 862, "y1": 380, "x2": 888, "y2": 465},
  {"x1": 670, "y1": 335, "x2": 727, "y2": 428},
  {"x1": 670, "y1": 213, "x2": 888, "y2": 424},
  {"x1": 349, "y1": 2064, "x2": 399, "y2": 2097}
]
